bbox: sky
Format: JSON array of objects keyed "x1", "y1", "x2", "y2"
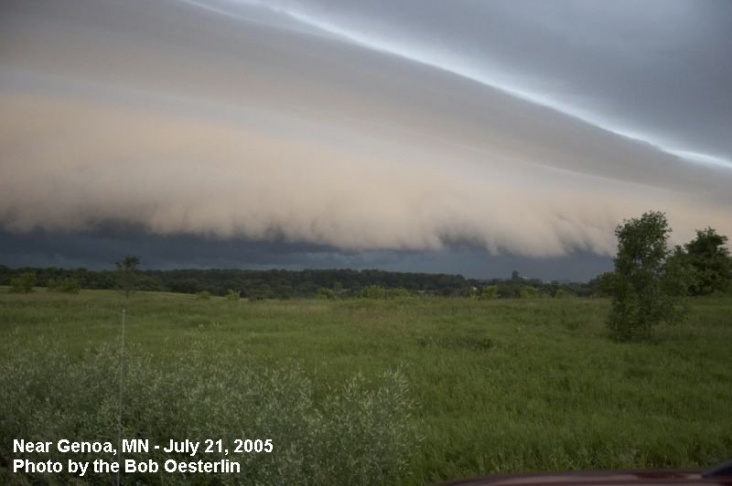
[{"x1": 1, "y1": 0, "x2": 731, "y2": 281}]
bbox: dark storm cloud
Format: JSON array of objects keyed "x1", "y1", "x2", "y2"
[
  {"x1": 1, "y1": 0, "x2": 730, "y2": 277},
  {"x1": 0, "y1": 226, "x2": 337, "y2": 270},
  {"x1": 0, "y1": 227, "x2": 611, "y2": 281}
]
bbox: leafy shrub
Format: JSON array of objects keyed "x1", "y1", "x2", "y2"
[
  {"x1": 0, "y1": 343, "x2": 419, "y2": 485},
  {"x1": 479, "y1": 285, "x2": 498, "y2": 299},
  {"x1": 47, "y1": 277, "x2": 81, "y2": 294},
  {"x1": 8, "y1": 272, "x2": 36, "y2": 293},
  {"x1": 519, "y1": 286, "x2": 538, "y2": 299},
  {"x1": 363, "y1": 286, "x2": 412, "y2": 299},
  {"x1": 196, "y1": 290, "x2": 211, "y2": 300},
  {"x1": 388, "y1": 287, "x2": 413, "y2": 298},
  {"x1": 363, "y1": 285, "x2": 387, "y2": 299},
  {"x1": 317, "y1": 288, "x2": 335, "y2": 300},
  {"x1": 225, "y1": 289, "x2": 240, "y2": 302}
]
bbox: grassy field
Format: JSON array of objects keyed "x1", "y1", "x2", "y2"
[{"x1": 1, "y1": 288, "x2": 731, "y2": 485}]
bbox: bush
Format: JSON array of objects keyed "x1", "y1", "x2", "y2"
[
  {"x1": 479, "y1": 285, "x2": 498, "y2": 300},
  {"x1": 47, "y1": 277, "x2": 81, "y2": 294},
  {"x1": 388, "y1": 287, "x2": 413, "y2": 298},
  {"x1": 519, "y1": 286, "x2": 538, "y2": 299},
  {"x1": 0, "y1": 343, "x2": 419, "y2": 485},
  {"x1": 8, "y1": 272, "x2": 36, "y2": 293},
  {"x1": 196, "y1": 290, "x2": 211, "y2": 300},
  {"x1": 225, "y1": 289, "x2": 240, "y2": 302},
  {"x1": 363, "y1": 285, "x2": 387, "y2": 299},
  {"x1": 317, "y1": 288, "x2": 335, "y2": 300},
  {"x1": 363, "y1": 286, "x2": 412, "y2": 299}
]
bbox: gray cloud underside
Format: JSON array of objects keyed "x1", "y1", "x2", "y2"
[
  {"x1": 0, "y1": 227, "x2": 613, "y2": 281},
  {"x1": 1, "y1": 0, "x2": 731, "y2": 259}
]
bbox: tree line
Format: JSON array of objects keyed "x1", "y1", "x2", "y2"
[{"x1": 0, "y1": 264, "x2": 598, "y2": 299}]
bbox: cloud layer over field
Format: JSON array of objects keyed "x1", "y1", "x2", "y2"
[{"x1": 1, "y1": 0, "x2": 731, "y2": 274}]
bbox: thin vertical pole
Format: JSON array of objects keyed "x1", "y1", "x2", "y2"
[{"x1": 117, "y1": 308, "x2": 126, "y2": 486}]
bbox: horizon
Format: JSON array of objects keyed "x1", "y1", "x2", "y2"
[{"x1": 0, "y1": 258, "x2": 605, "y2": 284}]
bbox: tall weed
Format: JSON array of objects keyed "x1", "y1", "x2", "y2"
[{"x1": 0, "y1": 342, "x2": 418, "y2": 485}]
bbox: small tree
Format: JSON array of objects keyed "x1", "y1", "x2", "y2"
[
  {"x1": 684, "y1": 227, "x2": 732, "y2": 295},
  {"x1": 116, "y1": 256, "x2": 140, "y2": 299},
  {"x1": 9, "y1": 272, "x2": 36, "y2": 293},
  {"x1": 606, "y1": 211, "x2": 688, "y2": 341},
  {"x1": 225, "y1": 289, "x2": 241, "y2": 302}
]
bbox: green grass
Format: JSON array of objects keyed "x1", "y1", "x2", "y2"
[{"x1": 1, "y1": 288, "x2": 731, "y2": 485}]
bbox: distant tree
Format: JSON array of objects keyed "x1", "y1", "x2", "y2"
[
  {"x1": 592, "y1": 272, "x2": 616, "y2": 297},
  {"x1": 683, "y1": 227, "x2": 732, "y2": 295},
  {"x1": 0, "y1": 264, "x2": 11, "y2": 285},
  {"x1": 136, "y1": 275, "x2": 164, "y2": 292},
  {"x1": 606, "y1": 211, "x2": 688, "y2": 341},
  {"x1": 9, "y1": 272, "x2": 36, "y2": 293},
  {"x1": 169, "y1": 277, "x2": 203, "y2": 294},
  {"x1": 116, "y1": 256, "x2": 140, "y2": 299},
  {"x1": 225, "y1": 289, "x2": 240, "y2": 302}
]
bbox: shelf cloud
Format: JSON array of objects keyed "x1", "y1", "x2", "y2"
[{"x1": 1, "y1": 0, "x2": 731, "y2": 275}]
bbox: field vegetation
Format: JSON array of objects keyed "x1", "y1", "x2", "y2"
[{"x1": 1, "y1": 289, "x2": 731, "y2": 485}]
